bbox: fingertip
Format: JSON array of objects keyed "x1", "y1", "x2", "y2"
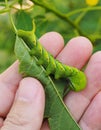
[
  {"x1": 18, "y1": 77, "x2": 45, "y2": 103},
  {"x1": 88, "y1": 51, "x2": 101, "y2": 63},
  {"x1": 57, "y1": 36, "x2": 93, "y2": 69},
  {"x1": 70, "y1": 36, "x2": 93, "y2": 53},
  {"x1": 39, "y1": 32, "x2": 64, "y2": 57}
]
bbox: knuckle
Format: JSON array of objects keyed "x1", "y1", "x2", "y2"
[{"x1": 5, "y1": 112, "x2": 30, "y2": 127}]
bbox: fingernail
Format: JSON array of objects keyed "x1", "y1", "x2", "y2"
[{"x1": 15, "y1": 78, "x2": 40, "y2": 102}]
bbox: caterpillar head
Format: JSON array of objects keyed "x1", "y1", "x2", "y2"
[
  {"x1": 17, "y1": 20, "x2": 36, "y2": 49},
  {"x1": 17, "y1": 29, "x2": 36, "y2": 49}
]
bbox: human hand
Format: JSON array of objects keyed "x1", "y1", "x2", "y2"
[{"x1": 0, "y1": 32, "x2": 100, "y2": 130}]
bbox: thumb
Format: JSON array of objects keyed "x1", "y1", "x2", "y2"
[{"x1": 1, "y1": 78, "x2": 45, "y2": 130}]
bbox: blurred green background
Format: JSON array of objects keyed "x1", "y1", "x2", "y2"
[{"x1": 0, "y1": 0, "x2": 101, "y2": 73}]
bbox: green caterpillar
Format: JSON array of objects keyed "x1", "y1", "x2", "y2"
[{"x1": 17, "y1": 23, "x2": 87, "y2": 92}]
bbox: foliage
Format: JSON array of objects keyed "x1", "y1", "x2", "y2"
[
  {"x1": 0, "y1": 0, "x2": 101, "y2": 129},
  {"x1": 0, "y1": 0, "x2": 101, "y2": 72}
]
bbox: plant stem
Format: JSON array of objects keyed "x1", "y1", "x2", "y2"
[
  {"x1": 9, "y1": 0, "x2": 19, "y2": 7},
  {"x1": 5, "y1": 0, "x2": 8, "y2": 6},
  {"x1": 9, "y1": 11, "x2": 18, "y2": 34},
  {"x1": 0, "y1": 8, "x2": 10, "y2": 14},
  {"x1": 0, "y1": 0, "x2": 10, "y2": 14},
  {"x1": 75, "y1": 10, "x2": 88, "y2": 24},
  {"x1": 4, "y1": 0, "x2": 18, "y2": 34},
  {"x1": 67, "y1": 6, "x2": 101, "y2": 17},
  {"x1": 31, "y1": 0, "x2": 84, "y2": 36}
]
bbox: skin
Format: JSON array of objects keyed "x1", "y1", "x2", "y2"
[{"x1": 0, "y1": 32, "x2": 101, "y2": 130}]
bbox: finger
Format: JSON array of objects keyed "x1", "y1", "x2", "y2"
[
  {"x1": 39, "y1": 32, "x2": 64, "y2": 57},
  {"x1": 0, "y1": 118, "x2": 3, "y2": 127},
  {"x1": 57, "y1": 37, "x2": 93, "y2": 121},
  {"x1": 78, "y1": 52, "x2": 101, "y2": 125},
  {"x1": 41, "y1": 120, "x2": 50, "y2": 130},
  {"x1": 65, "y1": 52, "x2": 101, "y2": 122},
  {"x1": 57, "y1": 36, "x2": 92, "y2": 69},
  {"x1": 0, "y1": 61, "x2": 22, "y2": 117},
  {"x1": 0, "y1": 61, "x2": 22, "y2": 92},
  {"x1": 1, "y1": 77, "x2": 45, "y2": 130},
  {"x1": 79, "y1": 91, "x2": 101, "y2": 130},
  {"x1": 0, "y1": 32, "x2": 64, "y2": 117},
  {"x1": 80, "y1": 51, "x2": 101, "y2": 100}
]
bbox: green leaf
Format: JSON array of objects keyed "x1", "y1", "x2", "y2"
[
  {"x1": 15, "y1": 10, "x2": 33, "y2": 31},
  {"x1": 15, "y1": 36, "x2": 81, "y2": 130}
]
